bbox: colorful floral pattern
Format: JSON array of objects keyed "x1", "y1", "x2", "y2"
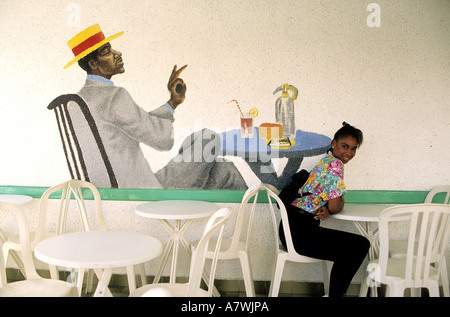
[{"x1": 292, "y1": 153, "x2": 346, "y2": 214}]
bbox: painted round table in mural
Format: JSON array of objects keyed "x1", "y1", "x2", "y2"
[{"x1": 220, "y1": 128, "x2": 331, "y2": 189}]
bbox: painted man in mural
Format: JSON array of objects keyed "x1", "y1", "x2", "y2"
[{"x1": 63, "y1": 24, "x2": 247, "y2": 189}]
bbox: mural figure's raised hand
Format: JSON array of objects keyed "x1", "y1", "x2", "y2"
[{"x1": 167, "y1": 64, "x2": 187, "y2": 109}]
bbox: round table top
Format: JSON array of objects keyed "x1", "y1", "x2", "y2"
[
  {"x1": 331, "y1": 204, "x2": 397, "y2": 222},
  {"x1": 34, "y1": 231, "x2": 162, "y2": 269},
  {"x1": 135, "y1": 200, "x2": 220, "y2": 220},
  {"x1": 0, "y1": 194, "x2": 33, "y2": 206},
  {"x1": 220, "y1": 128, "x2": 331, "y2": 159}
]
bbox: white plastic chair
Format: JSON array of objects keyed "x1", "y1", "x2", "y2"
[
  {"x1": 389, "y1": 186, "x2": 450, "y2": 296},
  {"x1": 265, "y1": 183, "x2": 330, "y2": 297},
  {"x1": 3, "y1": 180, "x2": 72, "y2": 279},
  {"x1": 68, "y1": 179, "x2": 107, "y2": 232},
  {"x1": 68, "y1": 179, "x2": 107, "y2": 294},
  {"x1": 130, "y1": 207, "x2": 232, "y2": 297},
  {"x1": 69, "y1": 179, "x2": 147, "y2": 295},
  {"x1": 361, "y1": 204, "x2": 450, "y2": 297},
  {"x1": 0, "y1": 202, "x2": 78, "y2": 297},
  {"x1": 191, "y1": 184, "x2": 265, "y2": 297}
]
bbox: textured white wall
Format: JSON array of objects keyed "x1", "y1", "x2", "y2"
[
  {"x1": 1, "y1": 0, "x2": 449, "y2": 190},
  {"x1": 1, "y1": 1, "x2": 450, "y2": 287}
]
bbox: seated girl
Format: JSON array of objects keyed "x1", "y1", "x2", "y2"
[{"x1": 279, "y1": 122, "x2": 370, "y2": 297}]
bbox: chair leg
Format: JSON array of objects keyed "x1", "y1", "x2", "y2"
[
  {"x1": 74, "y1": 268, "x2": 94, "y2": 294},
  {"x1": 2, "y1": 246, "x2": 9, "y2": 267},
  {"x1": 428, "y1": 282, "x2": 441, "y2": 297},
  {"x1": 385, "y1": 282, "x2": 404, "y2": 297},
  {"x1": 49, "y1": 264, "x2": 59, "y2": 280},
  {"x1": 410, "y1": 288, "x2": 421, "y2": 297},
  {"x1": 2, "y1": 245, "x2": 26, "y2": 278},
  {"x1": 138, "y1": 263, "x2": 147, "y2": 286},
  {"x1": 268, "y1": 256, "x2": 286, "y2": 297},
  {"x1": 359, "y1": 267, "x2": 370, "y2": 297},
  {"x1": 439, "y1": 261, "x2": 449, "y2": 297},
  {"x1": 321, "y1": 261, "x2": 330, "y2": 296},
  {"x1": 239, "y1": 253, "x2": 255, "y2": 297},
  {"x1": 370, "y1": 284, "x2": 379, "y2": 297},
  {"x1": 76, "y1": 269, "x2": 85, "y2": 296},
  {"x1": 85, "y1": 269, "x2": 94, "y2": 293},
  {"x1": 126, "y1": 265, "x2": 137, "y2": 294}
]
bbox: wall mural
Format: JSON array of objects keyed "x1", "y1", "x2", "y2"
[{"x1": 49, "y1": 24, "x2": 331, "y2": 190}]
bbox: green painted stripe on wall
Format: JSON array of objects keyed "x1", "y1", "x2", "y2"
[{"x1": 0, "y1": 185, "x2": 430, "y2": 204}]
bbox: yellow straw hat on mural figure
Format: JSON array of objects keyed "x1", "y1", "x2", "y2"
[{"x1": 64, "y1": 24, "x2": 124, "y2": 69}]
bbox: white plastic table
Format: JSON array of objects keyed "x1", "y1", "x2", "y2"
[
  {"x1": 0, "y1": 194, "x2": 34, "y2": 274},
  {"x1": 330, "y1": 204, "x2": 399, "y2": 261},
  {"x1": 34, "y1": 230, "x2": 162, "y2": 297},
  {"x1": 135, "y1": 200, "x2": 219, "y2": 283},
  {"x1": 0, "y1": 194, "x2": 34, "y2": 206}
]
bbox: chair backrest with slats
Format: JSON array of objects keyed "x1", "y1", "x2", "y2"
[
  {"x1": 0, "y1": 202, "x2": 41, "y2": 284},
  {"x1": 425, "y1": 185, "x2": 450, "y2": 204},
  {"x1": 379, "y1": 204, "x2": 450, "y2": 288},
  {"x1": 34, "y1": 180, "x2": 72, "y2": 244},
  {"x1": 187, "y1": 208, "x2": 232, "y2": 296},
  {"x1": 48, "y1": 94, "x2": 118, "y2": 188},
  {"x1": 230, "y1": 183, "x2": 285, "y2": 254},
  {"x1": 262, "y1": 183, "x2": 297, "y2": 254},
  {"x1": 68, "y1": 180, "x2": 107, "y2": 232},
  {"x1": 422, "y1": 186, "x2": 450, "y2": 262},
  {"x1": 227, "y1": 184, "x2": 263, "y2": 253}
]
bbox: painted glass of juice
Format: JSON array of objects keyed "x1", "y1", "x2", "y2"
[{"x1": 240, "y1": 113, "x2": 254, "y2": 138}]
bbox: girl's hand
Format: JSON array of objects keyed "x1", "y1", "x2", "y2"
[{"x1": 315, "y1": 206, "x2": 330, "y2": 220}]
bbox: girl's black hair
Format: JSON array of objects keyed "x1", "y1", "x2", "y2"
[{"x1": 333, "y1": 122, "x2": 363, "y2": 148}]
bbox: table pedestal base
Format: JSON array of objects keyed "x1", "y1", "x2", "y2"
[
  {"x1": 153, "y1": 219, "x2": 220, "y2": 296},
  {"x1": 351, "y1": 221, "x2": 380, "y2": 297},
  {"x1": 153, "y1": 219, "x2": 193, "y2": 283}
]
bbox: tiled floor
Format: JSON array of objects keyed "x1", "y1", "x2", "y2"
[
  {"x1": 81, "y1": 275, "x2": 360, "y2": 297},
  {"x1": 7, "y1": 268, "x2": 360, "y2": 297},
  {"x1": 7, "y1": 268, "x2": 441, "y2": 297}
]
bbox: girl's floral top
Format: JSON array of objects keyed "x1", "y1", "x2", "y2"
[{"x1": 292, "y1": 153, "x2": 346, "y2": 214}]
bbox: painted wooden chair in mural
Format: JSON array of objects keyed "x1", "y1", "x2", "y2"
[{"x1": 47, "y1": 94, "x2": 118, "y2": 188}]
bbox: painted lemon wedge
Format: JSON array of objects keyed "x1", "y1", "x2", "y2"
[{"x1": 249, "y1": 108, "x2": 259, "y2": 117}]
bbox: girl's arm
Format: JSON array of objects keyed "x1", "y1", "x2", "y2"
[
  {"x1": 315, "y1": 196, "x2": 345, "y2": 220},
  {"x1": 328, "y1": 196, "x2": 345, "y2": 214}
]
